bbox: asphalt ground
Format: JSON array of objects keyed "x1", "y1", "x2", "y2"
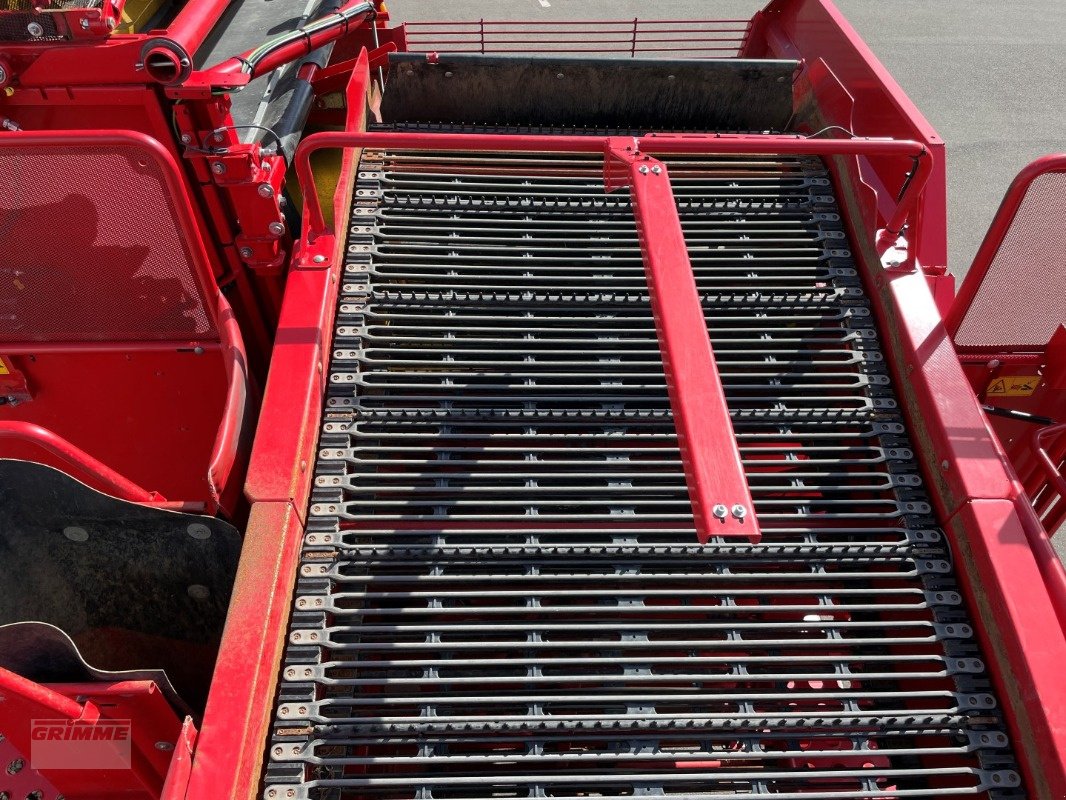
[{"x1": 383, "y1": 0, "x2": 1066, "y2": 555}]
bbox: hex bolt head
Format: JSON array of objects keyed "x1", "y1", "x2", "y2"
[
  {"x1": 155, "y1": 741, "x2": 175, "y2": 751},
  {"x1": 651, "y1": 165, "x2": 662, "y2": 175},
  {"x1": 268, "y1": 221, "x2": 286, "y2": 236},
  {"x1": 712, "y1": 504, "x2": 728, "y2": 519},
  {"x1": 638, "y1": 165, "x2": 650, "y2": 175},
  {"x1": 313, "y1": 254, "x2": 327, "y2": 263},
  {"x1": 258, "y1": 183, "x2": 274, "y2": 198},
  {"x1": 79, "y1": 17, "x2": 90, "y2": 28},
  {"x1": 211, "y1": 161, "x2": 226, "y2": 175},
  {"x1": 239, "y1": 246, "x2": 253, "y2": 258},
  {"x1": 731, "y1": 504, "x2": 747, "y2": 519}
]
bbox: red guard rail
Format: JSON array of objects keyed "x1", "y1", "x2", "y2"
[
  {"x1": 0, "y1": 130, "x2": 249, "y2": 513},
  {"x1": 948, "y1": 153, "x2": 1066, "y2": 351},
  {"x1": 401, "y1": 18, "x2": 753, "y2": 58},
  {"x1": 294, "y1": 131, "x2": 932, "y2": 542}
]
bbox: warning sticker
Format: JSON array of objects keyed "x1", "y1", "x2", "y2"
[
  {"x1": 0, "y1": 358, "x2": 9, "y2": 376},
  {"x1": 986, "y1": 375, "x2": 1041, "y2": 397}
]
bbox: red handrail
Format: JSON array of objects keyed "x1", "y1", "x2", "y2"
[
  {"x1": 293, "y1": 130, "x2": 932, "y2": 249},
  {"x1": 0, "y1": 421, "x2": 159, "y2": 502}
]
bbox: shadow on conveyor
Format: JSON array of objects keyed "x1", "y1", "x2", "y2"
[{"x1": 0, "y1": 460, "x2": 242, "y2": 712}]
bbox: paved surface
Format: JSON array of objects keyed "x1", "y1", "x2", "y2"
[{"x1": 385, "y1": 0, "x2": 1066, "y2": 556}]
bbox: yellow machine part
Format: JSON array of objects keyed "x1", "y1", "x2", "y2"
[{"x1": 116, "y1": 0, "x2": 166, "y2": 33}]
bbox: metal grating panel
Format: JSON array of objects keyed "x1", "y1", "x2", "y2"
[
  {"x1": 954, "y1": 171, "x2": 1066, "y2": 350},
  {"x1": 264, "y1": 150, "x2": 1023, "y2": 799},
  {"x1": 0, "y1": 144, "x2": 215, "y2": 343}
]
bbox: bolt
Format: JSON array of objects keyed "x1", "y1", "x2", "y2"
[
  {"x1": 187, "y1": 523, "x2": 211, "y2": 540},
  {"x1": 712, "y1": 504, "x2": 728, "y2": 519},
  {"x1": 941, "y1": 459, "x2": 950, "y2": 471},
  {"x1": 155, "y1": 741, "x2": 175, "y2": 751},
  {"x1": 79, "y1": 17, "x2": 90, "y2": 28},
  {"x1": 638, "y1": 165, "x2": 649, "y2": 175},
  {"x1": 0, "y1": 66, "x2": 7, "y2": 85},
  {"x1": 731, "y1": 504, "x2": 747, "y2": 519},
  {"x1": 313, "y1": 254, "x2": 327, "y2": 263},
  {"x1": 6, "y1": 758, "x2": 23, "y2": 775},
  {"x1": 268, "y1": 221, "x2": 286, "y2": 236},
  {"x1": 239, "y1": 247, "x2": 253, "y2": 258},
  {"x1": 258, "y1": 183, "x2": 274, "y2": 198},
  {"x1": 211, "y1": 161, "x2": 226, "y2": 175},
  {"x1": 444, "y1": 71, "x2": 453, "y2": 77},
  {"x1": 63, "y1": 526, "x2": 89, "y2": 542},
  {"x1": 180, "y1": 133, "x2": 191, "y2": 144},
  {"x1": 556, "y1": 72, "x2": 564, "y2": 79},
  {"x1": 651, "y1": 165, "x2": 662, "y2": 175},
  {"x1": 27, "y1": 21, "x2": 44, "y2": 37},
  {"x1": 987, "y1": 359, "x2": 1001, "y2": 369},
  {"x1": 187, "y1": 584, "x2": 210, "y2": 600}
]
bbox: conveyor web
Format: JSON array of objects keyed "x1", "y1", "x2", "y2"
[{"x1": 263, "y1": 148, "x2": 1024, "y2": 799}]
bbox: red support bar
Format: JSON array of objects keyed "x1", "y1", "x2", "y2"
[
  {"x1": 0, "y1": 421, "x2": 161, "y2": 503},
  {"x1": 294, "y1": 131, "x2": 931, "y2": 245},
  {"x1": 606, "y1": 144, "x2": 758, "y2": 541}
]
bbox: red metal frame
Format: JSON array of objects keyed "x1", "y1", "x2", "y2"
[
  {"x1": 294, "y1": 130, "x2": 930, "y2": 541},
  {"x1": 0, "y1": 131, "x2": 250, "y2": 513},
  {"x1": 0, "y1": 668, "x2": 181, "y2": 799},
  {"x1": 947, "y1": 153, "x2": 1066, "y2": 341}
]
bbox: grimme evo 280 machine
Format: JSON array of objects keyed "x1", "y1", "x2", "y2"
[{"x1": 1, "y1": 0, "x2": 1066, "y2": 798}]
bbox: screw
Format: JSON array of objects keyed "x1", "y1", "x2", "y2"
[
  {"x1": 731, "y1": 504, "x2": 746, "y2": 519},
  {"x1": 651, "y1": 165, "x2": 662, "y2": 175},
  {"x1": 258, "y1": 183, "x2": 274, "y2": 198},
  {"x1": 211, "y1": 162, "x2": 226, "y2": 175},
  {"x1": 712, "y1": 504, "x2": 728, "y2": 519},
  {"x1": 638, "y1": 165, "x2": 649, "y2": 175},
  {"x1": 313, "y1": 254, "x2": 327, "y2": 263},
  {"x1": 187, "y1": 523, "x2": 211, "y2": 540},
  {"x1": 239, "y1": 247, "x2": 253, "y2": 258},
  {"x1": 268, "y1": 221, "x2": 286, "y2": 236},
  {"x1": 63, "y1": 526, "x2": 89, "y2": 542},
  {"x1": 27, "y1": 21, "x2": 44, "y2": 37}
]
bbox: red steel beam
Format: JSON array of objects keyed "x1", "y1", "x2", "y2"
[{"x1": 606, "y1": 145, "x2": 757, "y2": 541}]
